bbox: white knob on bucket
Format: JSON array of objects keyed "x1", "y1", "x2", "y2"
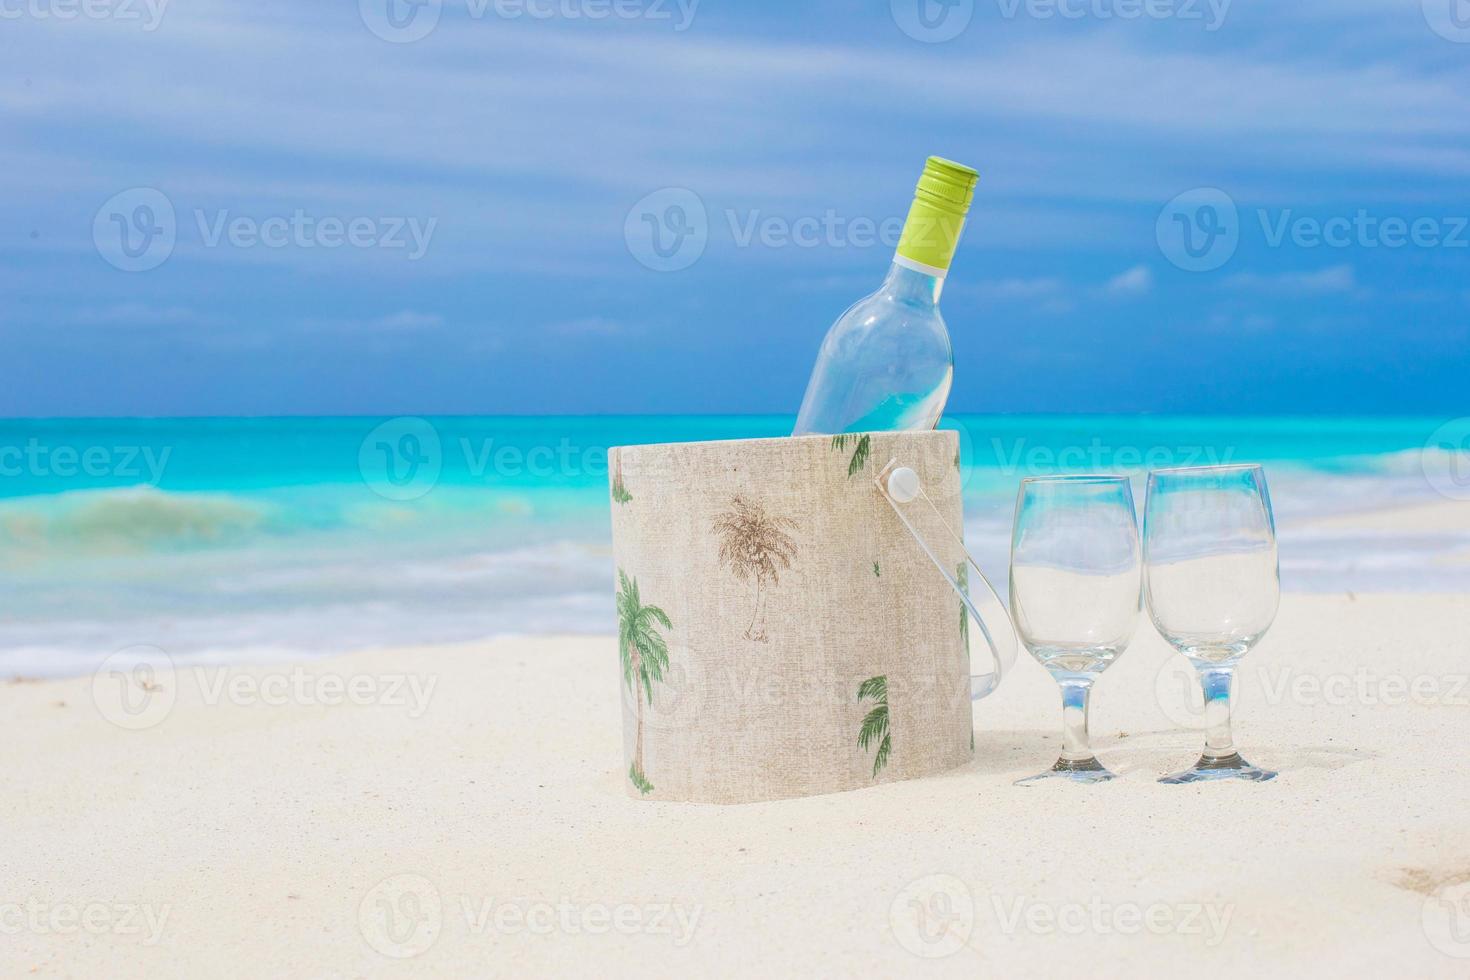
[{"x1": 885, "y1": 466, "x2": 922, "y2": 504}]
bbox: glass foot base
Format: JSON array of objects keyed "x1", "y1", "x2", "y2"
[
  {"x1": 1160, "y1": 752, "x2": 1277, "y2": 784},
  {"x1": 1015, "y1": 757, "x2": 1116, "y2": 786}
]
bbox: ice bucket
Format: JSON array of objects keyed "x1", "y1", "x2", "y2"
[{"x1": 608, "y1": 430, "x2": 1013, "y2": 803}]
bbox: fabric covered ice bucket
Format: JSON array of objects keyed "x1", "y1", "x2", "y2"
[{"x1": 607, "y1": 431, "x2": 1013, "y2": 803}]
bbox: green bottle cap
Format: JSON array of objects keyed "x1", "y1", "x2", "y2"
[{"x1": 896, "y1": 156, "x2": 979, "y2": 276}]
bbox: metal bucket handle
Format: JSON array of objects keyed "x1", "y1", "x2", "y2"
[{"x1": 875, "y1": 458, "x2": 1018, "y2": 700}]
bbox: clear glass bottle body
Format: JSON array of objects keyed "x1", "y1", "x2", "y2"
[{"x1": 791, "y1": 262, "x2": 953, "y2": 436}]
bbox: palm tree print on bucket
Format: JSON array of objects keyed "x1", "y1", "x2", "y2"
[
  {"x1": 712, "y1": 495, "x2": 798, "y2": 642},
  {"x1": 616, "y1": 569, "x2": 671, "y2": 795},
  {"x1": 830, "y1": 433, "x2": 872, "y2": 478},
  {"x1": 610, "y1": 448, "x2": 632, "y2": 504},
  {"x1": 857, "y1": 675, "x2": 891, "y2": 778}
]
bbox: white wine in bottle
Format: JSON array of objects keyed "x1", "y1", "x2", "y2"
[{"x1": 793, "y1": 157, "x2": 979, "y2": 435}]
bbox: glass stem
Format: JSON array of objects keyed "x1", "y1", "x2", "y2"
[
  {"x1": 1197, "y1": 666, "x2": 1237, "y2": 759},
  {"x1": 1057, "y1": 677, "x2": 1096, "y2": 762}
]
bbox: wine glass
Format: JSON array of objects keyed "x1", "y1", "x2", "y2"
[
  {"x1": 1009, "y1": 476, "x2": 1141, "y2": 784},
  {"x1": 1143, "y1": 464, "x2": 1279, "y2": 783}
]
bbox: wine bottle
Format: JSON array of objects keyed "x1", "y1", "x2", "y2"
[{"x1": 792, "y1": 156, "x2": 979, "y2": 435}]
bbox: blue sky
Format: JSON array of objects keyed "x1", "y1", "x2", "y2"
[{"x1": 3, "y1": 0, "x2": 1468, "y2": 416}]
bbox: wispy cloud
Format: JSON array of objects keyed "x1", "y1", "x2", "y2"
[
  {"x1": 966, "y1": 276, "x2": 1074, "y2": 314},
  {"x1": 971, "y1": 277, "x2": 1066, "y2": 300},
  {"x1": 298, "y1": 310, "x2": 444, "y2": 331},
  {"x1": 1207, "y1": 312, "x2": 1277, "y2": 332},
  {"x1": 1104, "y1": 265, "x2": 1153, "y2": 297},
  {"x1": 65, "y1": 304, "x2": 227, "y2": 328},
  {"x1": 543, "y1": 316, "x2": 630, "y2": 337},
  {"x1": 969, "y1": 266, "x2": 1153, "y2": 312},
  {"x1": 1224, "y1": 264, "x2": 1358, "y2": 295}
]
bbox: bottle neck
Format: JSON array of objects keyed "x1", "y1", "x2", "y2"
[{"x1": 881, "y1": 259, "x2": 944, "y2": 305}]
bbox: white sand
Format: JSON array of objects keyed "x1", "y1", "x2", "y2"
[{"x1": 6, "y1": 506, "x2": 1470, "y2": 977}]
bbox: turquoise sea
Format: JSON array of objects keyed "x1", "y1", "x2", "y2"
[{"x1": 1, "y1": 415, "x2": 1463, "y2": 677}]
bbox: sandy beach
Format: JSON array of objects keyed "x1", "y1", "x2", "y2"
[{"x1": 6, "y1": 504, "x2": 1470, "y2": 978}]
